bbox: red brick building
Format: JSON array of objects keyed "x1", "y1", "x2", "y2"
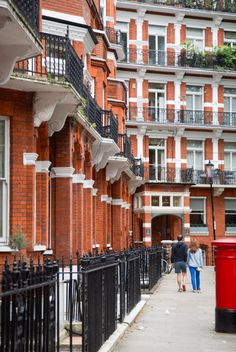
[{"x1": 0, "y1": 1, "x2": 236, "y2": 263}]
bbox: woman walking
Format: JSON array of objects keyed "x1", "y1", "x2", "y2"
[{"x1": 187, "y1": 240, "x2": 203, "y2": 293}]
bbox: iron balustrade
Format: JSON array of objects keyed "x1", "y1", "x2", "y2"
[
  {"x1": 101, "y1": 110, "x2": 118, "y2": 143},
  {"x1": 10, "y1": 0, "x2": 40, "y2": 34},
  {"x1": 105, "y1": 27, "x2": 122, "y2": 45},
  {"x1": 15, "y1": 32, "x2": 84, "y2": 95},
  {"x1": 127, "y1": 107, "x2": 236, "y2": 127},
  {"x1": 120, "y1": 48, "x2": 236, "y2": 72},
  {"x1": 148, "y1": 165, "x2": 195, "y2": 184},
  {"x1": 192, "y1": 169, "x2": 236, "y2": 185},
  {"x1": 133, "y1": 158, "x2": 144, "y2": 178},
  {"x1": 131, "y1": 0, "x2": 236, "y2": 13}
]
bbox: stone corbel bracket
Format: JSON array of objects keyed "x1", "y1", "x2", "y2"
[
  {"x1": 106, "y1": 156, "x2": 129, "y2": 183},
  {"x1": 128, "y1": 176, "x2": 144, "y2": 195},
  {"x1": 92, "y1": 139, "x2": 120, "y2": 171}
]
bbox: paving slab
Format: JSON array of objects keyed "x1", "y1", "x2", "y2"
[{"x1": 113, "y1": 267, "x2": 236, "y2": 352}]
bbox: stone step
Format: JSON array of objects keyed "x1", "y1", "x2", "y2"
[{"x1": 60, "y1": 336, "x2": 82, "y2": 352}]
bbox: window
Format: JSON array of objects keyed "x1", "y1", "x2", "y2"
[
  {"x1": 187, "y1": 140, "x2": 204, "y2": 170},
  {"x1": 224, "y1": 32, "x2": 236, "y2": 48},
  {"x1": 151, "y1": 196, "x2": 159, "y2": 206},
  {"x1": 224, "y1": 88, "x2": 236, "y2": 126},
  {"x1": 0, "y1": 119, "x2": 9, "y2": 242},
  {"x1": 173, "y1": 196, "x2": 181, "y2": 207},
  {"x1": 186, "y1": 28, "x2": 203, "y2": 51},
  {"x1": 162, "y1": 196, "x2": 170, "y2": 206},
  {"x1": 149, "y1": 138, "x2": 166, "y2": 181},
  {"x1": 148, "y1": 83, "x2": 165, "y2": 122},
  {"x1": 225, "y1": 199, "x2": 236, "y2": 228},
  {"x1": 224, "y1": 142, "x2": 236, "y2": 171},
  {"x1": 186, "y1": 85, "x2": 203, "y2": 123},
  {"x1": 190, "y1": 199, "x2": 206, "y2": 227}
]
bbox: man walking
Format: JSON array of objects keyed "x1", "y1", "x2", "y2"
[{"x1": 171, "y1": 234, "x2": 188, "y2": 292}]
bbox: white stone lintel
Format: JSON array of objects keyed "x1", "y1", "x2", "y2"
[
  {"x1": 23, "y1": 153, "x2": 38, "y2": 166},
  {"x1": 83, "y1": 179, "x2": 95, "y2": 189},
  {"x1": 92, "y1": 188, "x2": 98, "y2": 196},
  {"x1": 36, "y1": 161, "x2": 51, "y2": 173},
  {"x1": 72, "y1": 173, "x2": 86, "y2": 184},
  {"x1": 33, "y1": 244, "x2": 47, "y2": 252},
  {"x1": 51, "y1": 167, "x2": 75, "y2": 178},
  {"x1": 111, "y1": 199, "x2": 123, "y2": 206}
]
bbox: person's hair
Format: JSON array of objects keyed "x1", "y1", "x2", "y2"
[
  {"x1": 177, "y1": 234, "x2": 183, "y2": 242},
  {"x1": 189, "y1": 240, "x2": 199, "y2": 253}
]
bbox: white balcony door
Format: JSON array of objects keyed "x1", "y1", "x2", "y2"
[
  {"x1": 149, "y1": 35, "x2": 165, "y2": 65},
  {"x1": 224, "y1": 88, "x2": 236, "y2": 126},
  {"x1": 186, "y1": 86, "x2": 203, "y2": 123},
  {"x1": 149, "y1": 139, "x2": 165, "y2": 181},
  {"x1": 148, "y1": 83, "x2": 165, "y2": 122}
]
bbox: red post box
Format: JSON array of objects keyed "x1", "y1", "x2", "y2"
[{"x1": 212, "y1": 238, "x2": 236, "y2": 333}]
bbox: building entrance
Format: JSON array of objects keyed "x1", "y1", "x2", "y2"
[{"x1": 151, "y1": 214, "x2": 183, "y2": 246}]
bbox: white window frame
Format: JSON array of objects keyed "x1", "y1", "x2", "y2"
[
  {"x1": 117, "y1": 22, "x2": 129, "y2": 61},
  {"x1": 190, "y1": 197, "x2": 206, "y2": 227},
  {"x1": 224, "y1": 197, "x2": 236, "y2": 230},
  {"x1": 0, "y1": 117, "x2": 9, "y2": 243},
  {"x1": 224, "y1": 141, "x2": 236, "y2": 171},
  {"x1": 186, "y1": 85, "x2": 204, "y2": 123},
  {"x1": 151, "y1": 194, "x2": 183, "y2": 208},
  {"x1": 149, "y1": 139, "x2": 166, "y2": 173},
  {"x1": 148, "y1": 83, "x2": 166, "y2": 122},
  {"x1": 148, "y1": 26, "x2": 167, "y2": 66},
  {"x1": 224, "y1": 31, "x2": 236, "y2": 48},
  {"x1": 186, "y1": 28, "x2": 204, "y2": 51},
  {"x1": 187, "y1": 139, "x2": 204, "y2": 171}
]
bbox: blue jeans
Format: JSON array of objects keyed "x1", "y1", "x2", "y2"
[{"x1": 189, "y1": 266, "x2": 200, "y2": 290}]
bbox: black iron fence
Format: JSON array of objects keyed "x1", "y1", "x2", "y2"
[
  {"x1": 120, "y1": 48, "x2": 236, "y2": 72},
  {"x1": 134, "y1": 0, "x2": 236, "y2": 13},
  {"x1": 127, "y1": 107, "x2": 236, "y2": 127},
  {"x1": 10, "y1": 0, "x2": 40, "y2": 34},
  {"x1": 0, "y1": 248, "x2": 162, "y2": 352}
]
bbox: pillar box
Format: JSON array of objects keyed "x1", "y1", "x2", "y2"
[{"x1": 212, "y1": 238, "x2": 236, "y2": 333}]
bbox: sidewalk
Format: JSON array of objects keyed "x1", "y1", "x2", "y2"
[{"x1": 113, "y1": 267, "x2": 236, "y2": 352}]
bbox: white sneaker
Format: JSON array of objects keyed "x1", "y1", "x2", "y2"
[{"x1": 192, "y1": 290, "x2": 197, "y2": 293}]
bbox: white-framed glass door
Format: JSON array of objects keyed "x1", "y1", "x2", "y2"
[
  {"x1": 149, "y1": 139, "x2": 166, "y2": 181},
  {"x1": 186, "y1": 85, "x2": 203, "y2": 123},
  {"x1": 224, "y1": 88, "x2": 236, "y2": 126},
  {"x1": 149, "y1": 35, "x2": 165, "y2": 65},
  {"x1": 148, "y1": 83, "x2": 165, "y2": 122}
]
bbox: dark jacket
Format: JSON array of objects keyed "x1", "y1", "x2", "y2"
[{"x1": 171, "y1": 242, "x2": 188, "y2": 263}]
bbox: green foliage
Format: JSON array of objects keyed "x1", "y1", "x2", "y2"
[{"x1": 10, "y1": 225, "x2": 28, "y2": 250}]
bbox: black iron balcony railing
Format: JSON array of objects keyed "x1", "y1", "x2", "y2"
[
  {"x1": 105, "y1": 27, "x2": 122, "y2": 45},
  {"x1": 133, "y1": 0, "x2": 236, "y2": 13},
  {"x1": 127, "y1": 107, "x2": 236, "y2": 127},
  {"x1": 15, "y1": 32, "x2": 84, "y2": 95},
  {"x1": 120, "y1": 48, "x2": 236, "y2": 72},
  {"x1": 148, "y1": 165, "x2": 194, "y2": 184},
  {"x1": 192, "y1": 169, "x2": 236, "y2": 185},
  {"x1": 118, "y1": 133, "x2": 132, "y2": 158},
  {"x1": 101, "y1": 110, "x2": 118, "y2": 143},
  {"x1": 10, "y1": 0, "x2": 40, "y2": 34},
  {"x1": 133, "y1": 158, "x2": 144, "y2": 178}
]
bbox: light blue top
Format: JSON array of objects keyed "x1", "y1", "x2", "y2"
[{"x1": 187, "y1": 248, "x2": 203, "y2": 268}]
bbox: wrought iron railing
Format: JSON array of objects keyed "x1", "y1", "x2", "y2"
[
  {"x1": 102, "y1": 110, "x2": 119, "y2": 143},
  {"x1": 148, "y1": 166, "x2": 195, "y2": 184},
  {"x1": 105, "y1": 27, "x2": 122, "y2": 45},
  {"x1": 15, "y1": 32, "x2": 84, "y2": 95},
  {"x1": 131, "y1": 0, "x2": 236, "y2": 13},
  {"x1": 127, "y1": 107, "x2": 236, "y2": 127},
  {"x1": 192, "y1": 169, "x2": 236, "y2": 185},
  {"x1": 133, "y1": 158, "x2": 144, "y2": 178},
  {"x1": 118, "y1": 133, "x2": 132, "y2": 158},
  {"x1": 10, "y1": 0, "x2": 40, "y2": 34},
  {"x1": 120, "y1": 48, "x2": 236, "y2": 72}
]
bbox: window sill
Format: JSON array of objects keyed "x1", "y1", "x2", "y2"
[
  {"x1": 0, "y1": 245, "x2": 15, "y2": 252},
  {"x1": 190, "y1": 227, "x2": 208, "y2": 233},
  {"x1": 34, "y1": 244, "x2": 47, "y2": 252},
  {"x1": 225, "y1": 232, "x2": 236, "y2": 236},
  {"x1": 190, "y1": 231, "x2": 209, "y2": 236}
]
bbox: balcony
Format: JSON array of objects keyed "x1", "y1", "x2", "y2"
[
  {"x1": 119, "y1": 48, "x2": 236, "y2": 73},
  {"x1": 148, "y1": 166, "x2": 195, "y2": 184},
  {"x1": 192, "y1": 169, "x2": 236, "y2": 185},
  {"x1": 0, "y1": 0, "x2": 41, "y2": 84},
  {"x1": 105, "y1": 27, "x2": 122, "y2": 45},
  {"x1": 101, "y1": 110, "x2": 119, "y2": 143},
  {"x1": 125, "y1": 0, "x2": 236, "y2": 13},
  {"x1": 127, "y1": 107, "x2": 236, "y2": 127}
]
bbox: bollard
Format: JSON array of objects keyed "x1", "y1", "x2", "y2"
[{"x1": 212, "y1": 238, "x2": 236, "y2": 333}]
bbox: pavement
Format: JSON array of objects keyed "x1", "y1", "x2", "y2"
[{"x1": 111, "y1": 267, "x2": 236, "y2": 352}]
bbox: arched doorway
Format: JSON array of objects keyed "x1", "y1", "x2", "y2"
[{"x1": 151, "y1": 214, "x2": 183, "y2": 246}]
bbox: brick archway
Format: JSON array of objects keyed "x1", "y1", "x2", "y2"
[{"x1": 151, "y1": 214, "x2": 183, "y2": 246}]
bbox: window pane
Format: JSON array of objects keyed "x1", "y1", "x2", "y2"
[
  {"x1": 162, "y1": 196, "x2": 170, "y2": 206},
  {"x1": 186, "y1": 95, "x2": 193, "y2": 110},
  {"x1": 224, "y1": 142, "x2": 236, "y2": 150},
  {"x1": 224, "y1": 32, "x2": 236, "y2": 40},
  {"x1": 187, "y1": 140, "x2": 203, "y2": 148},
  {"x1": 187, "y1": 28, "x2": 203, "y2": 38},
  {"x1": 195, "y1": 95, "x2": 202, "y2": 110},
  {"x1": 224, "y1": 97, "x2": 230, "y2": 112},
  {"x1": 149, "y1": 149, "x2": 155, "y2": 164},
  {"x1": 232, "y1": 154, "x2": 236, "y2": 171},
  {"x1": 225, "y1": 199, "x2": 236, "y2": 210},
  {"x1": 0, "y1": 183, "x2": 2, "y2": 237},
  {"x1": 149, "y1": 83, "x2": 164, "y2": 90},
  {"x1": 224, "y1": 87, "x2": 236, "y2": 95},
  {"x1": 151, "y1": 196, "x2": 159, "y2": 206},
  {"x1": 224, "y1": 152, "x2": 231, "y2": 170},
  {"x1": 149, "y1": 138, "x2": 165, "y2": 146},
  {"x1": 232, "y1": 98, "x2": 236, "y2": 112},
  {"x1": 225, "y1": 214, "x2": 236, "y2": 226},
  {"x1": 195, "y1": 151, "x2": 203, "y2": 169},
  {"x1": 190, "y1": 213, "x2": 205, "y2": 226},
  {"x1": 173, "y1": 196, "x2": 181, "y2": 207},
  {"x1": 186, "y1": 86, "x2": 202, "y2": 93},
  {"x1": 187, "y1": 151, "x2": 194, "y2": 168},
  {"x1": 0, "y1": 121, "x2": 5, "y2": 178},
  {"x1": 149, "y1": 35, "x2": 156, "y2": 51},
  {"x1": 190, "y1": 198, "x2": 204, "y2": 211}
]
